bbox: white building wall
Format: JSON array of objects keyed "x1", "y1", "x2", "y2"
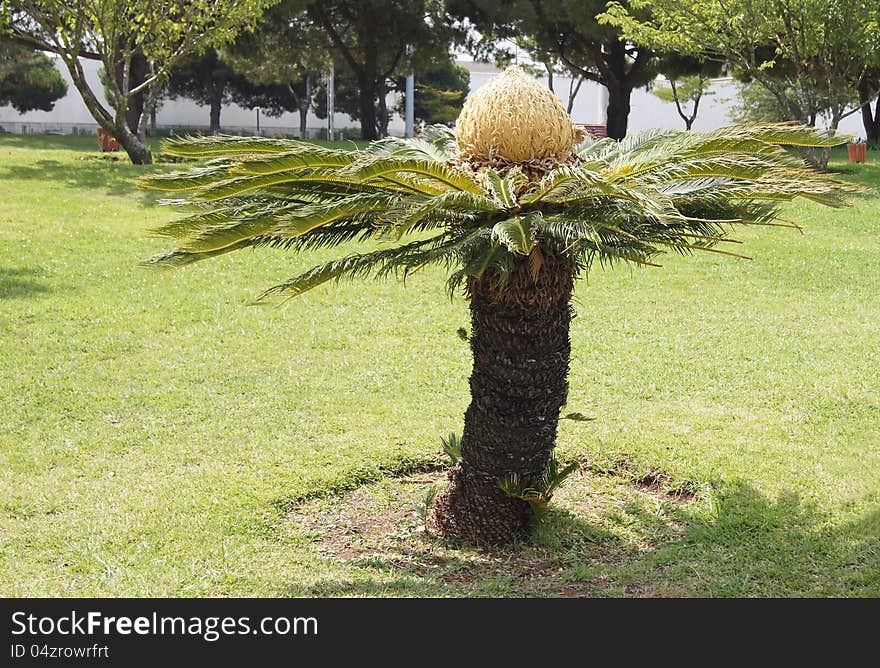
[
  {"x1": 468, "y1": 69, "x2": 865, "y2": 137},
  {"x1": 0, "y1": 57, "x2": 364, "y2": 136},
  {"x1": 0, "y1": 56, "x2": 866, "y2": 139}
]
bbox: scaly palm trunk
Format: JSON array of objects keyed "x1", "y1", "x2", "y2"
[{"x1": 433, "y1": 251, "x2": 575, "y2": 543}]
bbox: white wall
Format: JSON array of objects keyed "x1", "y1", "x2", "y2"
[
  {"x1": 0, "y1": 57, "x2": 365, "y2": 135},
  {"x1": 467, "y1": 69, "x2": 865, "y2": 137},
  {"x1": 0, "y1": 56, "x2": 866, "y2": 139}
]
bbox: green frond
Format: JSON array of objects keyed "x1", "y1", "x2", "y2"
[
  {"x1": 381, "y1": 190, "x2": 500, "y2": 239},
  {"x1": 160, "y1": 134, "x2": 305, "y2": 158},
  {"x1": 482, "y1": 168, "x2": 525, "y2": 208},
  {"x1": 498, "y1": 457, "x2": 580, "y2": 517},
  {"x1": 709, "y1": 122, "x2": 851, "y2": 148},
  {"x1": 177, "y1": 205, "x2": 301, "y2": 253},
  {"x1": 275, "y1": 193, "x2": 402, "y2": 238},
  {"x1": 231, "y1": 146, "x2": 357, "y2": 175},
  {"x1": 366, "y1": 125, "x2": 456, "y2": 162},
  {"x1": 366, "y1": 137, "x2": 451, "y2": 163},
  {"x1": 141, "y1": 240, "x2": 253, "y2": 269},
  {"x1": 491, "y1": 212, "x2": 540, "y2": 255},
  {"x1": 260, "y1": 228, "x2": 493, "y2": 302},
  {"x1": 143, "y1": 123, "x2": 865, "y2": 299},
  {"x1": 420, "y1": 124, "x2": 458, "y2": 153},
  {"x1": 574, "y1": 135, "x2": 617, "y2": 158},
  {"x1": 440, "y1": 432, "x2": 461, "y2": 464},
  {"x1": 258, "y1": 236, "x2": 443, "y2": 302},
  {"x1": 343, "y1": 156, "x2": 486, "y2": 195},
  {"x1": 462, "y1": 243, "x2": 511, "y2": 280},
  {"x1": 139, "y1": 163, "x2": 236, "y2": 192}
]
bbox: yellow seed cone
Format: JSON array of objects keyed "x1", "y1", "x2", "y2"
[{"x1": 455, "y1": 66, "x2": 585, "y2": 163}]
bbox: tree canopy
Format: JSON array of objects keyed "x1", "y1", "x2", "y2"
[
  {"x1": 395, "y1": 58, "x2": 469, "y2": 126},
  {"x1": 449, "y1": 0, "x2": 659, "y2": 138},
  {"x1": 287, "y1": 0, "x2": 458, "y2": 139},
  {"x1": 600, "y1": 0, "x2": 880, "y2": 165},
  {"x1": 2, "y1": 0, "x2": 276, "y2": 163},
  {"x1": 0, "y1": 42, "x2": 67, "y2": 112}
]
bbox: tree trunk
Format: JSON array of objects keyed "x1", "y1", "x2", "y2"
[
  {"x1": 209, "y1": 93, "x2": 222, "y2": 134},
  {"x1": 605, "y1": 80, "x2": 632, "y2": 140},
  {"x1": 433, "y1": 251, "x2": 575, "y2": 544},
  {"x1": 377, "y1": 79, "x2": 389, "y2": 138},
  {"x1": 858, "y1": 78, "x2": 879, "y2": 144},
  {"x1": 299, "y1": 74, "x2": 311, "y2": 139},
  {"x1": 115, "y1": 51, "x2": 148, "y2": 140},
  {"x1": 357, "y1": 74, "x2": 379, "y2": 141},
  {"x1": 114, "y1": 125, "x2": 153, "y2": 164}
]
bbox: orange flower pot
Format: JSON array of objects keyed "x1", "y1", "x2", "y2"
[
  {"x1": 97, "y1": 128, "x2": 121, "y2": 152},
  {"x1": 847, "y1": 143, "x2": 866, "y2": 163}
]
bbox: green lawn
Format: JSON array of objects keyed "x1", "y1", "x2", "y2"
[{"x1": 1, "y1": 135, "x2": 878, "y2": 597}]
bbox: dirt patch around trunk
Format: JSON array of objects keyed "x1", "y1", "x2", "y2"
[{"x1": 284, "y1": 462, "x2": 700, "y2": 597}]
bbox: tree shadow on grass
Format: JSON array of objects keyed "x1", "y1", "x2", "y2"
[
  {"x1": 637, "y1": 483, "x2": 879, "y2": 597},
  {"x1": 277, "y1": 479, "x2": 879, "y2": 597},
  {"x1": 0, "y1": 135, "x2": 100, "y2": 152},
  {"x1": 0, "y1": 267, "x2": 53, "y2": 300},
  {"x1": 0, "y1": 134, "x2": 162, "y2": 154},
  {"x1": 0, "y1": 158, "x2": 170, "y2": 203}
]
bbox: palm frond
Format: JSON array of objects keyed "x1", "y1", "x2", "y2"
[
  {"x1": 342, "y1": 156, "x2": 486, "y2": 195},
  {"x1": 231, "y1": 146, "x2": 357, "y2": 174},
  {"x1": 365, "y1": 125, "x2": 457, "y2": 162},
  {"x1": 498, "y1": 457, "x2": 580, "y2": 517},
  {"x1": 160, "y1": 134, "x2": 305, "y2": 158},
  {"x1": 141, "y1": 124, "x2": 865, "y2": 299},
  {"x1": 491, "y1": 212, "x2": 540, "y2": 255},
  {"x1": 440, "y1": 432, "x2": 461, "y2": 464}
]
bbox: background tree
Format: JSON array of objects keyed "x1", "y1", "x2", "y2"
[
  {"x1": 394, "y1": 58, "x2": 469, "y2": 126},
  {"x1": 601, "y1": 0, "x2": 880, "y2": 168},
  {"x1": 164, "y1": 49, "x2": 305, "y2": 134},
  {"x1": 651, "y1": 76, "x2": 710, "y2": 130},
  {"x1": 857, "y1": 70, "x2": 880, "y2": 144},
  {"x1": 0, "y1": 42, "x2": 66, "y2": 111},
  {"x1": 491, "y1": 37, "x2": 587, "y2": 114},
  {"x1": 311, "y1": 69, "x2": 358, "y2": 128},
  {"x1": 223, "y1": 4, "x2": 329, "y2": 139},
  {"x1": 139, "y1": 67, "x2": 859, "y2": 544},
  {"x1": 166, "y1": 49, "x2": 241, "y2": 134},
  {"x1": 450, "y1": 0, "x2": 659, "y2": 138},
  {"x1": 2, "y1": 0, "x2": 276, "y2": 164},
  {"x1": 728, "y1": 81, "x2": 811, "y2": 124},
  {"x1": 652, "y1": 55, "x2": 723, "y2": 130},
  {"x1": 288, "y1": 0, "x2": 457, "y2": 139}
]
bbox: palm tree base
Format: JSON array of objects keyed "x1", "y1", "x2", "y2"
[
  {"x1": 432, "y1": 463, "x2": 533, "y2": 544},
  {"x1": 431, "y1": 251, "x2": 575, "y2": 545}
]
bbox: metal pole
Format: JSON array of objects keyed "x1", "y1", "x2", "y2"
[
  {"x1": 327, "y1": 61, "x2": 335, "y2": 141},
  {"x1": 404, "y1": 44, "x2": 414, "y2": 138},
  {"x1": 405, "y1": 73, "x2": 415, "y2": 138}
]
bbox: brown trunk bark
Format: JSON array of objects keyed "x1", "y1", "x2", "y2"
[
  {"x1": 357, "y1": 73, "x2": 379, "y2": 141},
  {"x1": 115, "y1": 51, "x2": 148, "y2": 140},
  {"x1": 858, "y1": 78, "x2": 880, "y2": 144},
  {"x1": 299, "y1": 74, "x2": 311, "y2": 139},
  {"x1": 115, "y1": 126, "x2": 153, "y2": 164},
  {"x1": 209, "y1": 92, "x2": 222, "y2": 134},
  {"x1": 605, "y1": 79, "x2": 631, "y2": 140},
  {"x1": 433, "y1": 251, "x2": 575, "y2": 544}
]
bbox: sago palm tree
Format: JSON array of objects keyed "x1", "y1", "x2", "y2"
[{"x1": 140, "y1": 67, "x2": 860, "y2": 544}]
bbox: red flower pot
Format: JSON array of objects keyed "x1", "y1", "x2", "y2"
[
  {"x1": 847, "y1": 143, "x2": 866, "y2": 163},
  {"x1": 97, "y1": 128, "x2": 121, "y2": 152}
]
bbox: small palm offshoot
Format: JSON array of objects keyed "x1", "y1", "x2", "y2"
[{"x1": 141, "y1": 68, "x2": 859, "y2": 545}]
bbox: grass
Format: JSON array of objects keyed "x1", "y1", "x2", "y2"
[{"x1": 1, "y1": 135, "x2": 878, "y2": 597}]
